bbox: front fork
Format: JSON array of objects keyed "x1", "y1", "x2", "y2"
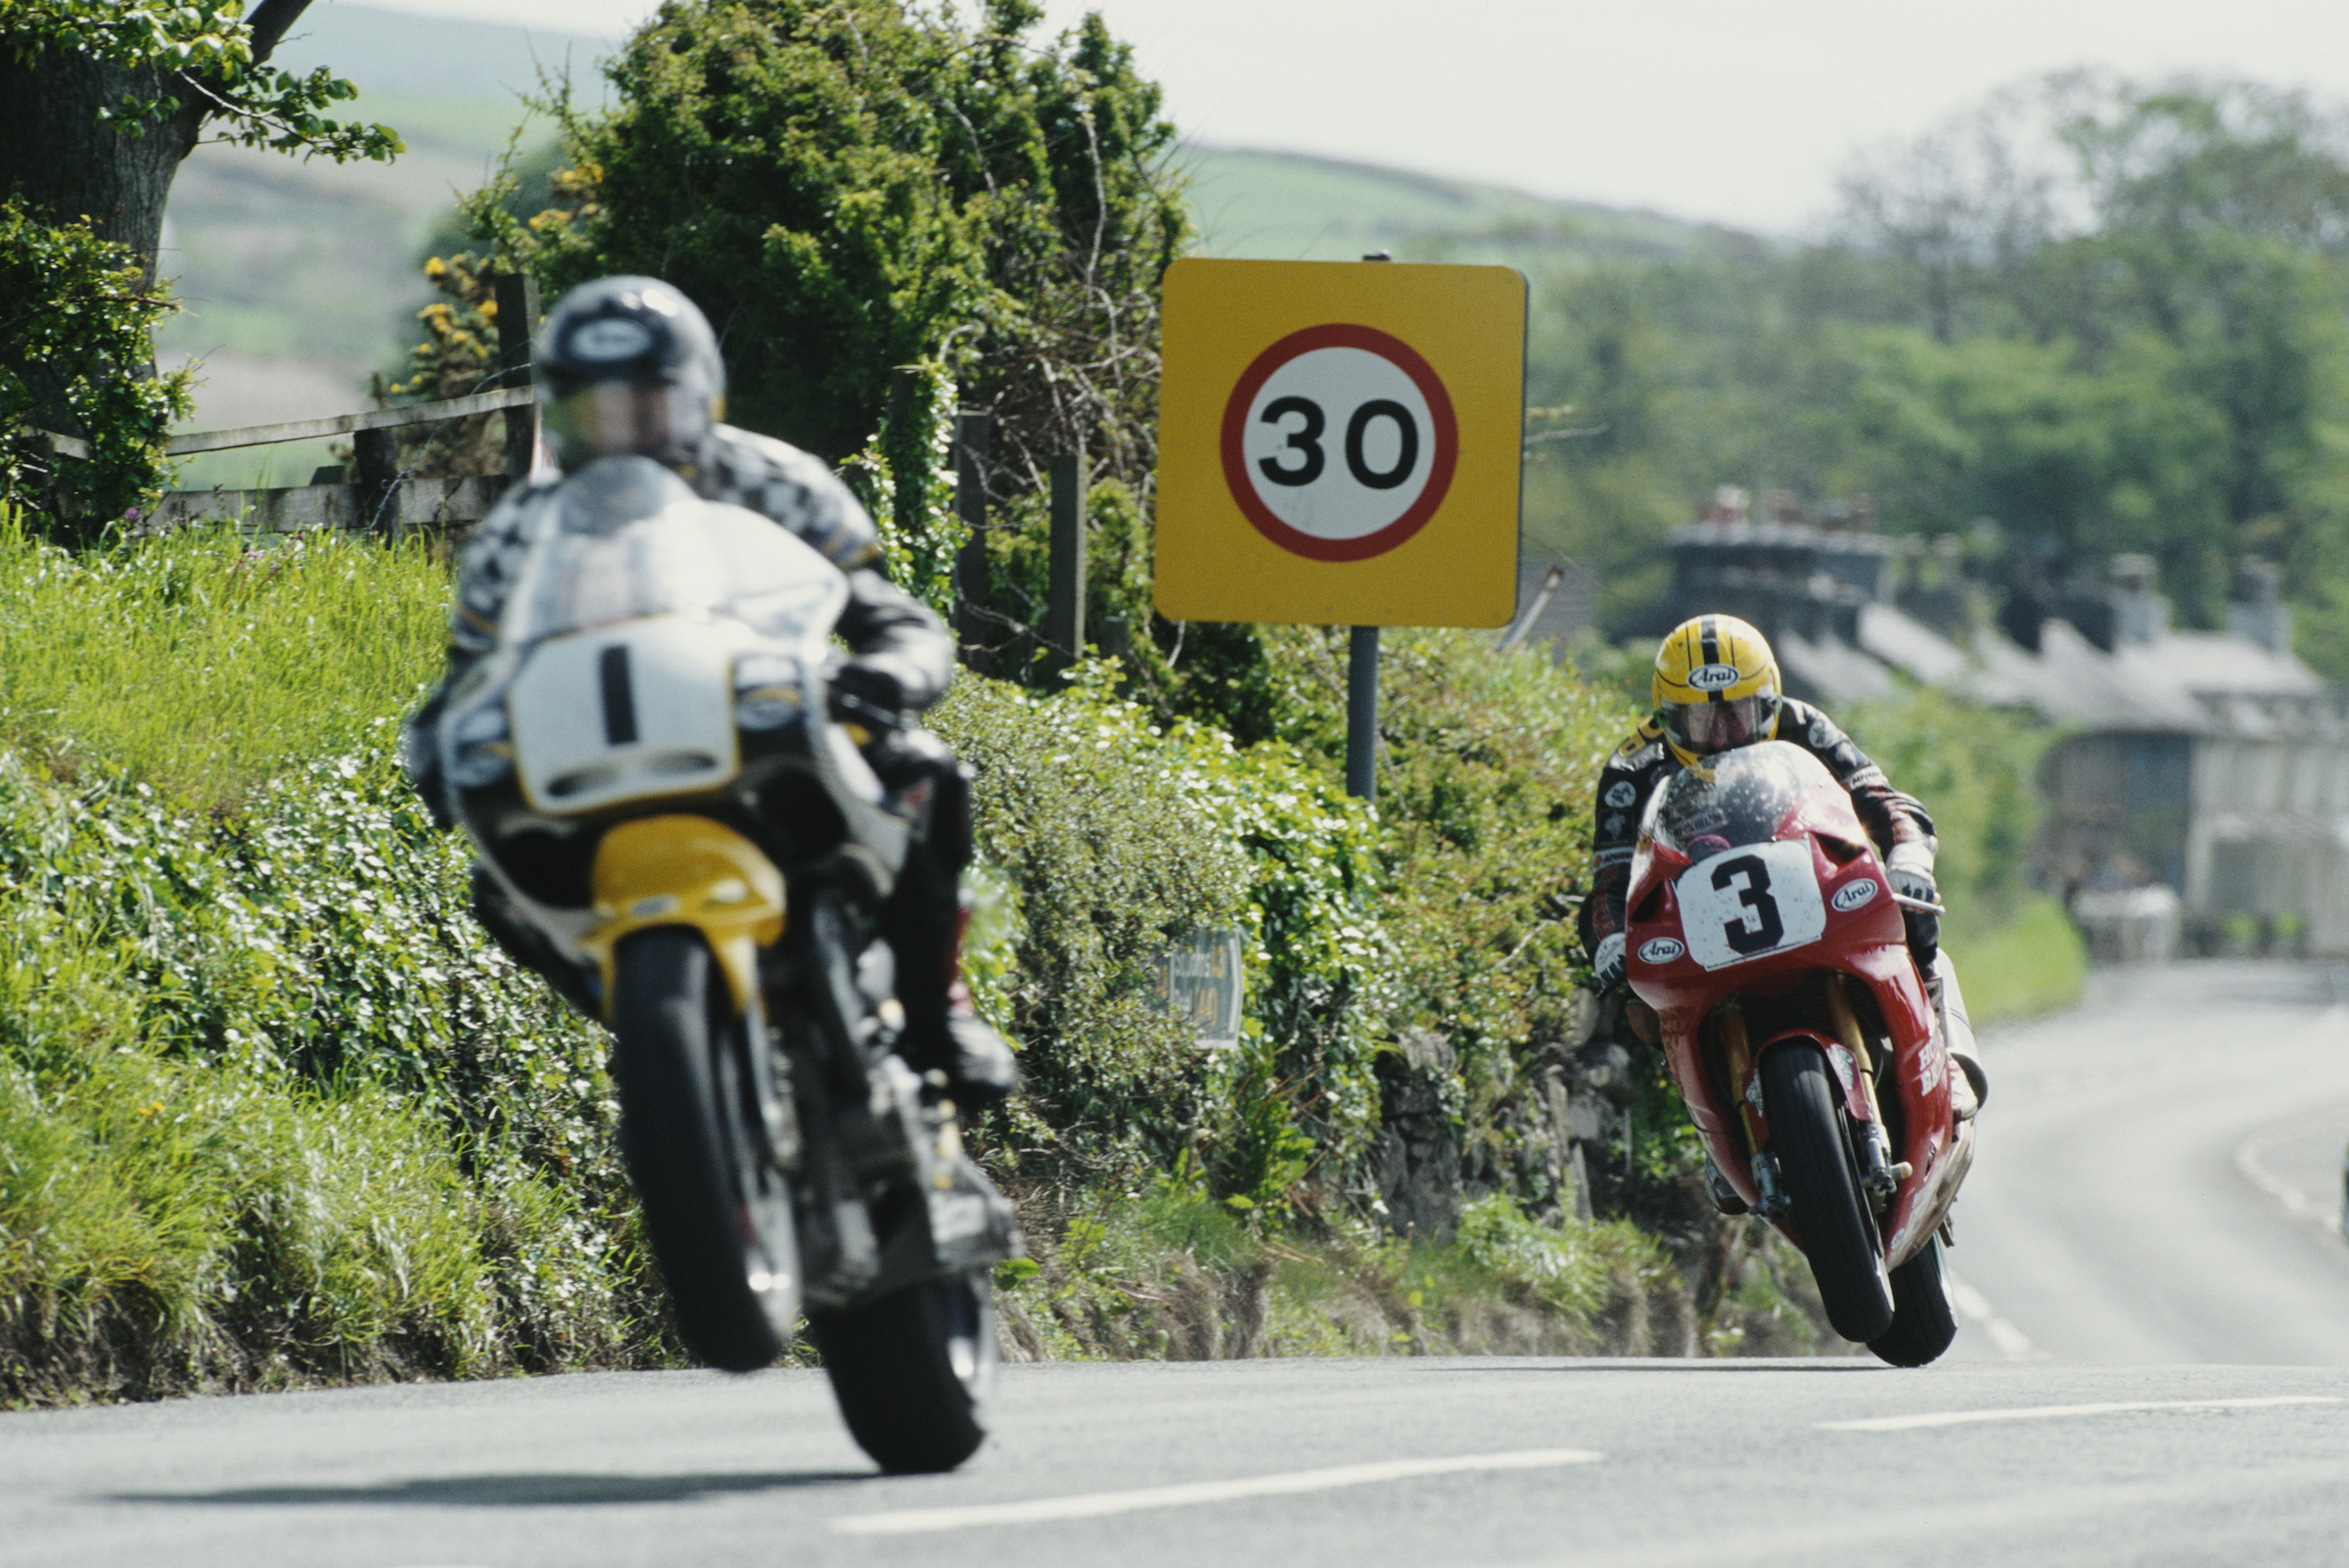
[
  {"x1": 1823, "y1": 974, "x2": 1907, "y2": 1212},
  {"x1": 1723, "y1": 976, "x2": 1903, "y2": 1219}
]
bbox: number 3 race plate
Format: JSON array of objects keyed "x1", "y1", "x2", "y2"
[{"x1": 1674, "y1": 841, "x2": 1827, "y2": 970}]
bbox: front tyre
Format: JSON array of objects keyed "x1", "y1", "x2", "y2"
[
  {"x1": 809, "y1": 1269, "x2": 997, "y2": 1473},
  {"x1": 1762, "y1": 1043, "x2": 1894, "y2": 1343},
  {"x1": 1868, "y1": 1236, "x2": 1958, "y2": 1367},
  {"x1": 613, "y1": 928, "x2": 799, "y2": 1371}
]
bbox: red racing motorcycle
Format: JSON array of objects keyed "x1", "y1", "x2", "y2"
[{"x1": 1623, "y1": 740, "x2": 1973, "y2": 1364}]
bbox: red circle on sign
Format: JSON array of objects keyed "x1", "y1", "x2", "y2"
[{"x1": 1219, "y1": 323, "x2": 1459, "y2": 563}]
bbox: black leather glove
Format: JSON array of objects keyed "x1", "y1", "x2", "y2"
[
  {"x1": 829, "y1": 661, "x2": 905, "y2": 728},
  {"x1": 1888, "y1": 846, "x2": 1940, "y2": 967}
]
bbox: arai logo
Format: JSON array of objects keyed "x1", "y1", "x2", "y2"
[
  {"x1": 1637, "y1": 936, "x2": 1686, "y2": 964},
  {"x1": 569, "y1": 318, "x2": 656, "y2": 361},
  {"x1": 1830, "y1": 879, "x2": 1881, "y2": 912},
  {"x1": 1687, "y1": 663, "x2": 1741, "y2": 691}
]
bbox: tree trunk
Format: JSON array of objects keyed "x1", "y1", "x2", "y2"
[
  {"x1": 0, "y1": 52, "x2": 205, "y2": 286},
  {"x1": 0, "y1": 1, "x2": 314, "y2": 284}
]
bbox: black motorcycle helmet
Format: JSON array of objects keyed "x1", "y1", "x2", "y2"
[{"x1": 534, "y1": 276, "x2": 725, "y2": 471}]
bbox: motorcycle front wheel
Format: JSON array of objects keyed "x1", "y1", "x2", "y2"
[
  {"x1": 1762, "y1": 1042, "x2": 1895, "y2": 1344},
  {"x1": 612, "y1": 927, "x2": 800, "y2": 1371},
  {"x1": 1868, "y1": 1235, "x2": 1958, "y2": 1366},
  {"x1": 809, "y1": 1268, "x2": 998, "y2": 1473}
]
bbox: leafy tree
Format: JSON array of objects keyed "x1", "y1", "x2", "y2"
[
  {"x1": 1529, "y1": 72, "x2": 2349, "y2": 668},
  {"x1": 0, "y1": 1, "x2": 399, "y2": 527},
  {"x1": 467, "y1": 0, "x2": 1187, "y2": 669},
  {"x1": 0, "y1": 2, "x2": 398, "y2": 284}
]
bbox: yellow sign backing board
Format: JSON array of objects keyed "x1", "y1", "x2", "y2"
[{"x1": 1153, "y1": 258, "x2": 1526, "y2": 627}]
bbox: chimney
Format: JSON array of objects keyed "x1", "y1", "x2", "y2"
[
  {"x1": 2108, "y1": 554, "x2": 2169, "y2": 645},
  {"x1": 2228, "y1": 558, "x2": 2292, "y2": 654}
]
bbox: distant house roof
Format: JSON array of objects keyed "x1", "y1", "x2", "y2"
[{"x1": 1777, "y1": 625, "x2": 1898, "y2": 706}]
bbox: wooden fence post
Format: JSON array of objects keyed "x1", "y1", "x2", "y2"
[
  {"x1": 493, "y1": 270, "x2": 540, "y2": 484},
  {"x1": 352, "y1": 426, "x2": 399, "y2": 537},
  {"x1": 1046, "y1": 448, "x2": 1087, "y2": 676},
  {"x1": 953, "y1": 410, "x2": 991, "y2": 658}
]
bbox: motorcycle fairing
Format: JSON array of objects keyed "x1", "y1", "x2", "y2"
[
  {"x1": 1624, "y1": 742, "x2": 1961, "y2": 1271},
  {"x1": 444, "y1": 456, "x2": 910, "y2": 979},
  {"x1": 508, "y1": 613, "x2": 745, "y2": 814}
]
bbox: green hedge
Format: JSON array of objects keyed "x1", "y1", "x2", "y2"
[
  {"x1": 0, "y1": 749, "x2": 668, "y2": 1402},
  {"x1": 936, "y1": 668, "x2": 1388, "y2": 1200}
]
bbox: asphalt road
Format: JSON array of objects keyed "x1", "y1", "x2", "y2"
[
  {"x1": 9, "y1": 960, "x2": 2349, "y2": 1567},
  {"x1": 1944, "y1": 959, "x2": 2349, "y2": 1364}
]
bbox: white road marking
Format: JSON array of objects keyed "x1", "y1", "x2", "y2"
[
  {"x1": 831, "y1": 1449, "x2": 1605, "y2": 1535},
  {"x1": 2234, "y1": 1122, "x2": 2346, "y2": 1236},
  {"x1": 1819, "y1": 1396, "x2": 2340, "y2": 1432},
  {"x1": 1945, "y1": 1270, "x2": 2040, "y2": 1360}
]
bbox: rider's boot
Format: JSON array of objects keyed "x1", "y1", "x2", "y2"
[
  {"x1": 1703, "y1": 1156, "x2": 1749, "y2": 1216},
  {"x1": 1926, "y1": 950, "x2": 1987, "y2": 1121},
  {"x1": 882, "y1": 836, "x2": 1019, "y2": 1114}
]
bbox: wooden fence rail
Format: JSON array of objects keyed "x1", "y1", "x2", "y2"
[{"x1": 31, "y1": 271, "x2": 545, "y2": 539}]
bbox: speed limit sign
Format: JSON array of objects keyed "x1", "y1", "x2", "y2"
[{"x1": 1155, "y1": 258, "x2": 1524, "y2": 627}]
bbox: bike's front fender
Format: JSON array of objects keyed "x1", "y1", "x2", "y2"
[
  {"x1": 578, "y1": 814, "x2": 785, "y2": 1019},
  {"x1": 1744, "y1": 1029, "x2": 1876, "y2": 1143}
]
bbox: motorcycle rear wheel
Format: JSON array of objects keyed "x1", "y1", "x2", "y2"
[
  {"x1": 809, "y1": 1269, "x2": 997, "y2": 1473},
  {"x1": 1868, "y1": 1236, "x2": 1958, "y2": 1367},
  {"x1": 613, "y1": 928, "x2": 799, "y2": 1372},
  {"x1": 1762, "y1": 1043, "x2": 1895, "y2": 1343}
]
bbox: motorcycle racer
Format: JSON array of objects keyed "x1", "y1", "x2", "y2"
[
  {"x1": 1586, "y1": 615, "x2": 1984, "y2": 1200},
  {"x1": 404, "y1": 275, "x2": 1017, "y2": 1112}
]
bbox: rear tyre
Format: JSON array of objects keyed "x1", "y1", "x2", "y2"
[
  {"x1": 1868, "y1": 1236, "x2": 1958, "y2": 1367},
  {"x1": 613, "y1": 928, "x2": 799, "y2": 1372},
  {"x1": 809, "y1": 1269, "x2": 997, "y2": 1473},
  {"x1": 1762, "y1": 1043, "x2": 1894, "y2": 1343}
]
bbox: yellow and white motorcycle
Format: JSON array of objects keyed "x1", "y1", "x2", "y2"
[{"x1": 438, "y1": 455, "x2": 1016, "y2": 1473}]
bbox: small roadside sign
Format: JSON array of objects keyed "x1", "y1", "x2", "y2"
[{"x1": 1154, "y1": 258, "x2": 1525, "y2": 628}]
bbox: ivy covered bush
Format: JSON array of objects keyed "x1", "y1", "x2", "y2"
[{"x1": 0, "y1": 200, "x2": 190, "y2": 537}]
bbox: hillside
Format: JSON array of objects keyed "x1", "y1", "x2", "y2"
[
  {"x1": 154, "y1": 6, "x2": 1747, "y2": 486},
  {"x1": 1181, "y1": 146, "x2": 1736, "y2": 267}
]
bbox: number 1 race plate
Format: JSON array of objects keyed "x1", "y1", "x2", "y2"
[{"x1": 1674, "y1": 841, "x2": 1826, "y2": 970}]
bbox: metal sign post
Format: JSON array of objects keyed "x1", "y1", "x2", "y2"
[
  {"x1": 1348, "y1": 624, "x2": 1379, "y2": 801},
  {"x1": 1153, "y1": 256, "x2": 1526, "y2": 802}
]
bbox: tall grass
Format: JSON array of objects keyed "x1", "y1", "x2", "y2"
[{"x1": 0, "y1": 517, "x2": 447, "y2": 806}]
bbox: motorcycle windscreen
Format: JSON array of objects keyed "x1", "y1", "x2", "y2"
[
  {"x1": 1644, "y1": 742, "x2": 1837, "y2": 970},
  {"x1": 1643, "y1": 740, "x2": 1831, "y2": 859},
  {"x1": 499, "y1": 454, "x2": 848, "y2": 649}
]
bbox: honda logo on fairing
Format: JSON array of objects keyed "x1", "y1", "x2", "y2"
[
  {"x1": 1688, "y1": 664, "x2": 1740, "y2": 691},
  {"x1": 1637, "y1": 937, "x2": 1685, "y2": 964},
  {"x1": 1831, "y1": 879, "x2": 1881, "y2": 912}
]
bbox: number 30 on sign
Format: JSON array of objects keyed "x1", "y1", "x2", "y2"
[{"x1": 1154, "y1": 258, "x2": 1525, "y2": 628}]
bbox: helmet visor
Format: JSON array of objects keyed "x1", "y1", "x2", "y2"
[
  {"x1": 1661, "y1": 691, "x2": 1776, "y2": 757},
  {"x1": 543, "y1": 383, "x2": 679, "y2": 463}
]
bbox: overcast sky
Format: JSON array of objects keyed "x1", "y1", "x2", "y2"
[{"x1": 351, "y1": 0, "x2": 2349, "y2": 232}]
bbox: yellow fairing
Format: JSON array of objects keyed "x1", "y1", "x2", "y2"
[{"x1": 579, "y1": 815, "x2": 785, "y2": 1019}]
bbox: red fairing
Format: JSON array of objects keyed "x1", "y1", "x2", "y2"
[{"x1": 1620, "y1": 742, "x2": 1959, "y2": 1269}]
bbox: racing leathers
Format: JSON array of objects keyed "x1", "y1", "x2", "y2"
[
  {"x1": 1585, "y1": 697, "x2": 1980, "y2": 1124},
  {"x1": 403, "y1": 421, "x2": 1016, "y2": 1106}
]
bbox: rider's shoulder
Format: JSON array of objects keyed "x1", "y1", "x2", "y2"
[
  {"x1": 1777, "y1": 696, "x2": 1845, "y2": 749},
  {"x1": 696, "y1": 424, "x2": 840, "y2": 495},
  {"x1": 1610, "y1": 715, "x2": 1668, "y2": 765}
]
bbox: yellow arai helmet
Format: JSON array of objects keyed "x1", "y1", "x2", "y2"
[{"x1": 1653, "y1": 614, "x2": 1781, "y2": 769}]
